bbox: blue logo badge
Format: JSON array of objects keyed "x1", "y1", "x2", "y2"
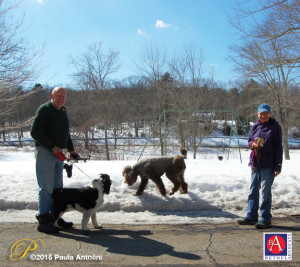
[{"x1": 264, "y1": 233, "x2": 292, "y2": 260}]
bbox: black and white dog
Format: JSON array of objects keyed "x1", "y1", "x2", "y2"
[{"x1": 52, "y1": 174, "x2": 112, "y2": 231}]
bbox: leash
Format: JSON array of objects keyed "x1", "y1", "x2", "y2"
[
  {"x1": 2, "y1": 141, "x2": 93, "y2": 181},
  {"x1": 71, "y1": 162, "x2": 94, "y2": 181},
  {"x1": 56, "y1": 152, "x2": 93, "y2": 181}
]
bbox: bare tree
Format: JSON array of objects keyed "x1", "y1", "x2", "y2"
[
  {"x1": 229, "y1": 0, "x2": 300, "y2": 160},
  {"x1": 230, "y1": 0, "x2": 300, "y2": 44},
  {"x1": 169, "y1": 43, "x2": 214, "y2": 158},
  {"x1": 70, "y1": 42, "x2": 120, "y2": 160},
  {"x1": 0, "y1": 0, "x2": 40, "y2": 136},
  {"x1": 230, "y1": 36, "x2": 298, "y2": 159},
  {"x1": 66, "y1": 87, "x2": 98, "y2": 151},
  {"x1": 118, "y1": 76, "x2": 150, "y2": 137},
  {"x1": 136, "y1": 42, "x2": 167, "y2": 83},
  {"x1": 169, "y1": 43, "x2": 205, "y2": 110},
  {"x1": 136, "y1": 43, "x2": 168, "y2": 155}
]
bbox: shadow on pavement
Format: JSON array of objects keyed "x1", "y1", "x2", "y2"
[
  {"x1": 137, "y1": 191, "x2": 240, "y2": 220},
  {"x1": 268, "y1": 224, "x2": 300, "y2": 232},
  {"x1": 57, "y1": 228, "x2": 201, "y2": 260}
]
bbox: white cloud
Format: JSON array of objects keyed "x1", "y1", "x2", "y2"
[
  {"x1": 155, "y1": 20, "x2": 171, "y2": 29},
  {"x1": 137, "y1": 29, "x2": 149, "y2": 38},
  {"x1": 36, "y1": 0, "x2": 44, "y2": 4}
]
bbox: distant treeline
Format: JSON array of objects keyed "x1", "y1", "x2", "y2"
[{"x1": 1, "y1": 77, "x2": 299, "y2": 159}]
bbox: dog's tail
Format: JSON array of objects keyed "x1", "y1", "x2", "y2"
[
  {"x1": 180, "y1": 147, "x2": 187, "y2": 159},
  {"x1": 173, "y1": 155, "x2": 186, "y2": 173}
]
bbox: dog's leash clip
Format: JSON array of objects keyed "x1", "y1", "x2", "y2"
[{"x1": 55, "y1": 152, "x2": 91, "y2": 180}]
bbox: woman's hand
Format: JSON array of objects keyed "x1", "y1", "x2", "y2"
[{"x1": 251, "y1": 142, "x2": 260, "y2": 149}]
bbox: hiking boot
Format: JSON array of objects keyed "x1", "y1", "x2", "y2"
[
  {"x1": 237, "y1": 217, "x2": 258, "y2": 225},
  {"x1": 255, "y1": 220, "x2": 272, "y2": 229},
  {"x1": 37, "y1": 223, "x2": 60, "y2": 233},
  {"x1": 58, "y1": 218, "x2": 73, "y2": 228},
  {"x1": 36, "y1": 213, "x2": 59, "y2": 234}
]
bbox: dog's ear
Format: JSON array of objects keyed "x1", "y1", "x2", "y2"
[
  {"x1": 99, "y1": 173, "x2": 110, "y2": 180},
  {"x1": 99, "y1": 174, "x2": 112, "y2": 185},
  {"x1": 124, "y1": 170, "x2": 138, "y2": 186},
  {"x1": 122, "y1": 166, "x2": 132, "y2": 176}
]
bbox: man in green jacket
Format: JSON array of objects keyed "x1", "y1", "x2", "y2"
[{"x1": 31, "y1": 86, "x2": 79, "y2": 233}]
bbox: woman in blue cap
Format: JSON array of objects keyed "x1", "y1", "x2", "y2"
[{"x1": 238, "y1": 103, "x2": 283, "y2": 229}]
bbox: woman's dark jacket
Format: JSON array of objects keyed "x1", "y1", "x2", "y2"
[{"x1": 248, "y1": 118, "x2": 283, "y2": 172}]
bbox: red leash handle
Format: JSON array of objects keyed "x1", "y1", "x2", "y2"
[{"x1": 54, "y1": 152, "x2": 67, "y2": 161}]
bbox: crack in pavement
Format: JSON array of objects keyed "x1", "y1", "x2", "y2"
[{"x1": 206, "y1": 232, "x2": 219, "y2": 267}]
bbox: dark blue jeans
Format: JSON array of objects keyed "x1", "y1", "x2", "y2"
[
  {"x1": 35, "y1": 146, "x2": 63, "y2": 216},
  {"x1": 246, "y1": 168, "x2": 275, "y2": 223}
]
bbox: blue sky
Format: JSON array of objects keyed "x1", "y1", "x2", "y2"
[{"x1": 12, "y1": 0, "x2": 246, "y2": 87}]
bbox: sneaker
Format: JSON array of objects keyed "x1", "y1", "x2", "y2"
[
  {"x1": 237, "y1": 217, "x2": 258, "y2": 225},
  {"x1": 255, "y1": 220, "x2": 272, "y2": 229},
  {"x1": 58, "y1": 218, "x2": 73, "y2": 228}
]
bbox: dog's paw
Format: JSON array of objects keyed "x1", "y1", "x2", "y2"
[
  {"x1": 82, "y1": 228, "x2": 91, "y2": 232},
  {"x1": 94, "y1": 225, "x2": 103, "y2": 230},
  {"x1": 133, "y1": 192, "x2": 141, "y2": 196},
  {"x1": 169, "y1": 192, "x2": 175, "y2": 195},
  {"x1": 160, "y1": 189, "x2": 166, "y2": 196}
]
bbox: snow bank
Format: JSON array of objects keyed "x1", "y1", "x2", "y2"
[{"x1": 0, "y1": 147, "x2": 299, "y2": 224}]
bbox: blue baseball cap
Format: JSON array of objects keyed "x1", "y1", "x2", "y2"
[{"x1": 257, "y1": 103, "x2": 271, "y2": 113}]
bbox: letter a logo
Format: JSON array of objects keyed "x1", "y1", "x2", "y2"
[{"x1": 269, "y1": 235, "x2": 283, "y2": 252}]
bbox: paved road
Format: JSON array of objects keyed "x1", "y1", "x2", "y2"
[{"x1": 1, "y1": 216, "x2": 299, "y2": 266}]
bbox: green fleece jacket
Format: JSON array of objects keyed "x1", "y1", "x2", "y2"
[{"x1": 30, "y1": 101, "x2": 74, "y2": 151}]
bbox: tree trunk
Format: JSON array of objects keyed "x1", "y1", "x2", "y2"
[
  {"x1": 84, "y1": 129, "x2": 89, "y2": 150},
  {"x1": 193, "y1": 134, "x2": 197, "y2": 159},
  {"x1": 113, "y1": 128, "x2": 117, "y2": 150},
  {"x1": 282, "y1": 127, "x2": 290, "y2": 160},
  {"x1": 18, "y1": 130, "x2": 23, "y2": 148},
  {"x1": 104, "y1": 115, "x2": 110, "y2": 160},
  {"x1": 277, "y1": 108, "x2": 290, "y2": 160},
  {"x1": 134, "y1": 121, "x2": 139, "y2": 137},
  {"x1": 159, "y1": 124, "x2": 164, "y2": 156},
  {"x1": 192, "y1": 124, "x2": 197, "y2": 159},
  {"x1": 178, "y1": 114, "x2": 186, "y2": 148}
]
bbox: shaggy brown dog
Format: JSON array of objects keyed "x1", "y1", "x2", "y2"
[{"x1": 122, "y1": 148, "x2": 188, "y2": 196}]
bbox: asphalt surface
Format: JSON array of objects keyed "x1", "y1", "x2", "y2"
[{"x1": 1, "y1": 216, "x2": 299, "y2": 267}]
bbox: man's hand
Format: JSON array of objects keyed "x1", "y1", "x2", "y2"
[
  {"x1": 52, "y1": 146, "x2": 62, "y2": 154},
  {"x1": 69, "y1": 150, "x2": 80, "y2": 160},
  {"x1": 52, "y1": 146, "x2": 66, "y2": 161}
]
